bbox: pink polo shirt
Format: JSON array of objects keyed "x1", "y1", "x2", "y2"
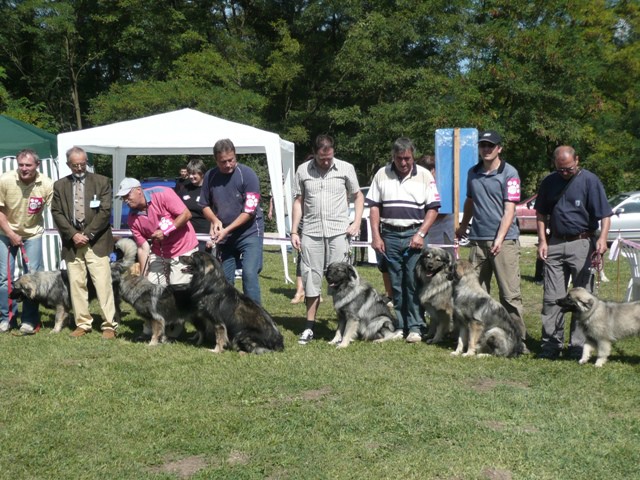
[{"x1": 128, "y1": 187, "x2": 198, "y2": 258}]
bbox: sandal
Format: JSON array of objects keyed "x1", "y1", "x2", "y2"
[{"x1": 290, "y1": 292, "x2": 305, "y2": 304}]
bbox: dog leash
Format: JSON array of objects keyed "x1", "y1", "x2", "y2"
[
  {"x1": 590, "y1": 251, "x2": 604, "y2": 295},
  {"x1": 7, "y1": 244, "x2": 38, "y2": 332}
]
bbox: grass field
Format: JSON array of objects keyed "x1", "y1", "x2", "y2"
[{"x1": 1, "y1": 243, "x2": 639, "y2": 479}]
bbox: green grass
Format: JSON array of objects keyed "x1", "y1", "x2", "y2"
[{"x1": 1, "y1": 242, "x2": 639, "y2": 479}]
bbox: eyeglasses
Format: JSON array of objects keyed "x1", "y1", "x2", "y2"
[
  {"x1": 69, "y1": 163, "x2": 87, "y2": 170},
  {"x1": 556, "y1": 165, "x2": 577, "y2": 174}
]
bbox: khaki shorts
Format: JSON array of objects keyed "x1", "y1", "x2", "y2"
[
  {"x1": 146, "y1": 247, "x2": 198, "y2": 286},
  {"x1": 300, "y1": 233, "x2": 350, "y2": 297}
]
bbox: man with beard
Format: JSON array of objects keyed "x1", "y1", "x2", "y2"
[
  {"x1": 51, "y1": 147, "x2": 118, "y2": 339},
  {"x1": 0, "y1": 149, "x2": 53, "y2": 334}
]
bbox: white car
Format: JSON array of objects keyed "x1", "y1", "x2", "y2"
[{"x1": 607, "y1": 191, "x2": 640, "y2": 242}]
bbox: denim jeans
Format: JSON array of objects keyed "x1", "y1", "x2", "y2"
[
  {"x1": 219, "y1": 234, "x2": 263, "y2": 304},
  {"x1": 0, "y1": 234, "x2": 43, "y2": 328},
  {"x1": 381, "y1": 227, "x2": 424, "y2": 334}
]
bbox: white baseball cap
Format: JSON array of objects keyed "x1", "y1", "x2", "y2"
[{"x1": 115, "y1": 177, "x2": 141, "y2": 197}]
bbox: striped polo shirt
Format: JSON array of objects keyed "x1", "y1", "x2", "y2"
[
  {"x1": 293, "y1": 158, "x2": 361, "y2": 237},
  {"x1": 0, "y1": 170, "x2": 53, "y2": 238},
  {"x1": 367, "y1": 163, "x2": 440, "y2": 227}
]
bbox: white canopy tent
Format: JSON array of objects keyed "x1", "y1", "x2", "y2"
[{"x1": 57, "y1": 108, "x2": 295, "y2": 282}]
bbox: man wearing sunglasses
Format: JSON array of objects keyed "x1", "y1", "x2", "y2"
[{"x1": 534, "y1": 146, "x2": 612, "y2": 360}]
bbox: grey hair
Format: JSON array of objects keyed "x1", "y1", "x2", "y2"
[
  {"x1": 66, "y1": 146, "x2": 87, "y2": 162},
  {"x1": 392, "y1": 137, "x2": 415, "y2": 156},
  {"x1": 16, "y1": 149, "x2": 40, "y2": 164},
  {"x1": 186, "y1": 158, "x2": 206, "y2": 175},
  {"x1": 553, "y1": 145, "x2": 576, "y2": 160},
  {"x1": 213, "y1": 138, "x2": 236, "y2": 157}
]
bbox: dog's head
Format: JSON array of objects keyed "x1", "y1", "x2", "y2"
[
  {"x1": 556, "y1": 287, "x2": 595, "y2": 313},
  {"x1": 415, "y1": 248, "x2": 452, "y2": 283},
  {"x1": 325, "y1": 262, "x2": 358, "y2": 293},
  {"x1": 9, "y1": 276, "x2": 33, "y2": 301},
  {"x1": 446, "y1": 259, "x2": 476, "y2": 284},
  {"x1": 180, "y1": 252, "x2": 225, "y2": 282}
]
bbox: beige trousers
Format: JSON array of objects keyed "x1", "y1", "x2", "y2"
[{"x1": 67, "y1": 245, "x2": 117, "y2": 331}]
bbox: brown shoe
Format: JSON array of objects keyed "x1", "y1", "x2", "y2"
[
  {"x1": 102, "y1": 329, "x2": 116, "y2": 340},
  {"x1": 69, "y1": 327, "x2": 90, "y2": 338}
]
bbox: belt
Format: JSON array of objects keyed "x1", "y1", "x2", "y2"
[
  {"x1": 552, "y1": 231, "x2": 595, "y2": 242},
  {"x1": 381, "y1": 223, "x2": 421, "y2": 233}
]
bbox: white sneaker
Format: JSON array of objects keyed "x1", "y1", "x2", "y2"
[
  {"x1": 19, "y1": 323, "x2": 35, "y2": 335},
  {"x1": 0, "y1": 320, "x2": 10, "y2": 333},
  {"x1": 405, "y1": 332, "x2": 423, "y2": 344},
  {"x1": 298, "y1": 328, "x2": 314, "y2": 345}
]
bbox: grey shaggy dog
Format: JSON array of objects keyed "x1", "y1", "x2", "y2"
[
  {"x1": 9, "y1": 262, "x2": 123, "y2": 333},
  {"x1": 415, "y1": 247, "x2": 455, "y2": 344},
  {"x1": 449, "y1": 260, "x2": 524, "y2": 357},
  {"x1": 180, "y1": 251, "x2": 284, "y2": 354},
  {"x1": 325, "y1": 262, "x2": 398, "y2": 348},
  {"x1": 112, "y1": 238, "x2": 186, "y2": 345},
  {"x1": 557, "y1": 287, "x2": 640, "y2": 367}
]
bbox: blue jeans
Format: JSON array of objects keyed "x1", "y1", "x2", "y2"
[
  {"x1": 0, "y1": 235, "x2": 43, "y2": 328},
  {"x1": 219, "y1": 234, "x2": 263, "y2": 304},
  {"x1": 381, "y1": 227, "x2": 424, "y2": 334}
]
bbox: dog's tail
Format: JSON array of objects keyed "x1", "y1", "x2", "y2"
[{"x1": 115, "y1": 238, "x2": 138, "y2": 269}]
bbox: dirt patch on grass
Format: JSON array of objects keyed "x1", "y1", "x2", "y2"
[
  {"x1": 300, "y1": 386, "x2": 332, "y2": 401},
  {"x1": 482, "y1": 466, "x2": 513, "y2": 480},
  {"x1": 150, "y1": 455, "x2": 208, "y2": 478},
  {"x1": 227, "y1": 450, "x2": 250, "y2": 466},
  {"x1": 469, "y1": 378, "x2": 530, "y2": 393}
]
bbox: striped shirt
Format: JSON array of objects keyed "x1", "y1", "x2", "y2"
[
  {"x1": 0, "y1": 170, "x2": 53, "y2": 238},
  {"x1": 367, "y1": 163, "x2": 440, "y2": 227},
  {"x1": 293, "y1": 158, "x2": 361, "y2": 237}
]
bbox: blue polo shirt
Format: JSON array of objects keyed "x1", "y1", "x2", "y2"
[
  {"x1": 535, "y1": 169, "x2": 612, "y2": 237},
  {"x1": 199, "y1": 164, "x2": 264, "y2": 242},
  {"x1": 467, "y1": 160, "x2": 521, "y2": 241}
]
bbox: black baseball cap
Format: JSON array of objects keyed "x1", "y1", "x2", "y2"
[{"x1": 478, "y1": 130, "x2": 502, "y2": 145}]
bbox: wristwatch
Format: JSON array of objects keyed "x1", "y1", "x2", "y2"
[{"x1": 417, "y1": 231, "x2": 426, "y2": 238}]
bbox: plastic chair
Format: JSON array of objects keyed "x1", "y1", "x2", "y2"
[{"x1": 620, "y1": 244, "x2": 640, "y2": 301}]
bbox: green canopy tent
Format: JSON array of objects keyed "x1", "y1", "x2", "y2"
[{"x1": 0, "y1": 114, "x2": 57, "y2": 159}]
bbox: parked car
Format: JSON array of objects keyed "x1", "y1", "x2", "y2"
[
  {"x1": 606, "y1": 191, "x2": 640, "y2": 242},
  {"x1": 516, "y1": 194, "x2": 538, "y2": 233},
  {"x1": 112, "y1": 177, "x2": 176, "y2": 227}
]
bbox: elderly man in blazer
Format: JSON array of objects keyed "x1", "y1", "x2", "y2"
[{"x1": 51, "y1": 146, "x2": 117, "y2": 339}]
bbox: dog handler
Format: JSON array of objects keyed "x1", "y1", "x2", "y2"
[
  {"x1": 117, "y1": 177, "x2": 198, "y2": 286},
  {"x1": 0, "y1": 149, "x2": 53, "y2": 334},
  {"x1": 535, "y1": 145, "x2": 612, "y2": 360}
]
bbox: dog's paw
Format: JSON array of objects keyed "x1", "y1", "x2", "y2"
[
  {"x1": 578, "y1": 358, "x2": 589, "y2": 365},
  {"x1": 328, "y1": 337, "x2": 342, "y2": 345},
  {"x1": 450, "y1": 351, "x2": 462, "y2": 356},
  {"x1": 462, "y1": 351, "x2": 476, "y2": 357},
  {"x1": 594, "y1": 359, "x2": 606, "y2": 367}
]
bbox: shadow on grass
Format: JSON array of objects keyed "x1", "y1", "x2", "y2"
[{"x1": 272, "y1": 315, "x2": 336, "y2": 340}]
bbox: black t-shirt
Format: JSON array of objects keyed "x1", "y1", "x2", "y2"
[{"x1": 176, "y1": 182, "x2": 209, "y2": 234}]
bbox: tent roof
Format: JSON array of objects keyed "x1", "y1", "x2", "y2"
[
  {"x1": 0, "y1": 115, "x2": 58, "y2": 159},
  {"x1": 57, "y1": 108, "x2": 293, "y2": 156}
]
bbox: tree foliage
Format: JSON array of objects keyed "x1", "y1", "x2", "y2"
[{"x1": 0, "y1": 0, "x2": 638, "y2": 195}]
